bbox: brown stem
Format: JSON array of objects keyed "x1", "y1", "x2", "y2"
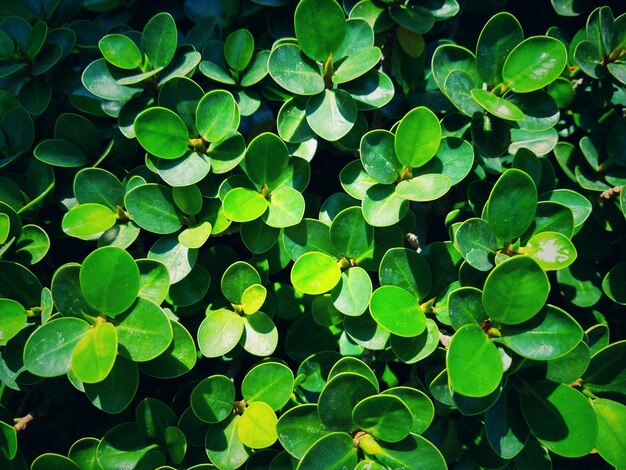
[{"x1": 14, "y1": 413, "x2": 35, "y2": 432}]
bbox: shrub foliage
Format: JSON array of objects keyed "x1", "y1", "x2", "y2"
[{"x1": 0, "y1": 0, "x2": 625, "y2": 468}]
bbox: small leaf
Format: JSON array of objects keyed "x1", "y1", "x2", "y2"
[
  {"x1": 99, "y1": 34, "x2": 142, "y2": 69},
  {"x1": 394, "y1": 107, "x2": 441, "y2": 168},
  {"x1": 238, "y1": 401, "x2": 278, "y2": 449},
  {"x1": 291, "y1": 252, "x2": 341, "y2": 295},
  {"x1": 196, "y1": 90, "x2": 239, "y2": 142},
  {"x1": 306, "y1": 89, "x2": 356, "y2": 142},
  {"x1": 71, "y1": 322, "x2": 117, "y2": 384},
  {"x1": 80, "y1": 246, "x2": 140, "y2": 318},
  {"x1": 352, "y1": 395, "x2": 412, "y2": 443},
  {"x1": 369, "y1": 285, "x2": 426, "y2": 337},
  {"x1": 224, "y1": 29, "x2": 254, "y2": 72},
  {"x1": 191, "y1": 375, "x2": 235, "y2": 423},
  {"x1": 197, "y1": 309, "x2": 244, "y2": 358},
  {"x1": 470, "y1": 89, "x2": 524, "y2": 121},
  {"x1": 482, "y1": 256, "x2": 549, "y2": 325},
  {"x1": 522, "y1": 231, "x2": 576, "y2": 270},
  {"x1": 142, "y1": 12, "x2": 177, "y2": 69},
  {"x1": 134, "y1": 107, "x2": 189, "y2": 159},
  {"x1": 447, "y1": 324, "x2": 503, "y2": 397},
  {"x1": 268, "y1": 44, "x2": 324, "y2": 95}
]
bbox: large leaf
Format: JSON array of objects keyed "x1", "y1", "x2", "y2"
[
  {"x1": 447, "y1": 324, "x2": 503, "y2": 397},
  {"x1": 482, "y1": 256, "x2": 549, "y2": 325},
  {"x1": 502, "y1": 36, "x2": 567, "y2": 92},
  {"x1": 294, "y1": 0, "x2": 346, "y2": 61}
]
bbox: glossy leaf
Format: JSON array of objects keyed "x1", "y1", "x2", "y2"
[
  {"x1": 294, "y1": 0, "x2": 346, "y2": 61},
  {"x1": 483, "y1": 256, "x2": 549, "y2": 325},
  {"x1": 80, "y1": 247, "x2": 140, "y2": 318},
  {"x1": 521, "y1": 381, "x2": 597, "y2": 457},
  {"x1": 369, "y1": 285, "x2": 426, "y2": 337},
  {"x1": 394, "y1": 107, "x2": 441, "y2": 168},
  {"x1": 447, "y1": 324, "x2": 503, "y2": 397},
  {"x1": 486, "y1": 169, "x2": 537, "y2": 242},
  {"x1": 134, "y1": 107, "x2": 188, "y2": 159},
  {"x1": 71, "y1": 321, "x2": 117, "y2": 384},
  {"x1": 502, "y1": 36, "x2": 567, "y2": 92}
]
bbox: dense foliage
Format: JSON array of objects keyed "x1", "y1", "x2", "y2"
[{"x1": 0, "y1": 0, "x2": 625, "y2": 468}]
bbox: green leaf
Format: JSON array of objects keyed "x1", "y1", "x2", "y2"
[
  {"x1": 318, "y1": 372, "x2": 377, "y2": 431},
  {"x1": 277, "y1": 98, "x2": 315, "y2": 144},
  {"x1": 470, "y1": 89, "x2": 524, "y2": 121},
  {"x1": 482, "y1": 256, "x2": 549, "y2": 325},
  {"x1": 360, "y1": 130, "x2": 403, "y2": 184},
  {"x1": 455, "y1": 218, "x2": 499, "y2": 271},
  {"x1": 330, "y1": 267, "x2": 372, "y2": 316},
  {"x1": 507, "y1": 91, "x2": 560, "y2": 131},
  {"x1": 242, "y1": 362, "x2": 294, "y2": 410},
  {"x1": 98, "y1": 422, "x2": 165, "y2": 470},
  {"x1": 415, "y1": 136, "x2": 474, "y2": 185},
  {"x1": 295, "y1": 0, "x2": 346, "y2": 61},
  {"x1": 486, "y1": 169, "x2": 537, "y2": 242},
  {"x1": 352, "y1": 395, "x2": 412, "y2": 443},
  {"x1": 142, "y1": 12, "x2": 177, "y2": 69},
  {"x1": 298, "y1": 432, "x2": 357, "y2": 470},
  {"x1": 223, "y1": 187, "x2": 268, "y2": 223},
  {"x1": 34, "y1": 139, "x2": 87, "y2": 167},
  {"x1": 99, "y1": 34, "x2": 142, "y2": 69},
  {"x1": 603, "y1": 262, "x2": 626, "y2": 305},
  {"x1": 447, "y1": 324, "x2": 503, "y2": 397},
  {"x1": 340, "y1": 69, "x2": 395, "y2": 111},
  {"x1": 240, "y1": 311, "x2": 278, "y2": 357},
  {"x1": 381, "y1": 386, "x2": 434, "y2": 435},
  {"x1": 369, "y1": 285, "x2": 426, "y2": 337},
  {"x1": 71, "y1": 321, "x2": 117, "y2": 384},
  {"x1": 224, "y1": 29, "x2": 254, "y2": 71},
  {"x1": 484, "y1": 388, "x2": 529, "y2": 460},
  {"x1": 389, "y1": 4, "x2": 434, "y2": 33},
  {"x1": 0, "y1": 298, "x2": 26, "y2": 345},
  {"x1": 476, "y1": 12, "x2": 524, "y2": 85},
  {"x1": 115, "y1": 298, "x2": 172, "y2": 362},
  {"x1": 264, "y1": 186, "x2": 306, "y2": 227},
  {"x1": 205, "y1": 415, "x2": 251, "y2": 469},
  {"x1": 583, "y1": 340, "x2": 626, "y2": 396},
  {"x1": 80, "y1": 246, "x2": 140, "y2": 318},
  {"x1": 361, "y1": 434, "x2": 446, "y2": 469},
  {"x1": 74, "y1": 168, "x2": 125, "y2": 211},
  {"x1": 244, "y1": 132, "x2": 288, "y2": 187},
  {"x1": 330, "y1": 207, "x2": 373, "y2": 258},
  {"x1": 23, "y1": 318, "x2": 90, "y2": 377},
  {"x1": 62, "y1": 204, "x2": 116, "y2": 240},
  {"x1": 448, "y1": 287, "x2": 487, "y2": 330},
  {"x1": 502, "y1": 36, "x2": 567, "y2": 92},
  {"x1": 238, "y1": 401, "x2": 278, "y2": 449},
  {"x1": 135, "y1": 398, "x2": 176, "y2": 440},
  {"x1": 196, "y1": 90, "x2": 238, "y2": 143},
  {"x1": 268, "y1": 44, "x2": 324, "y2": 95},
  {"x1": 147, "y1": 234, "x2": 198, "y2": 284},
  {"x1": 496, "y1": 304, "x2": 582, "y2": 360},
  {"x1": 395, "y1": 174, "x2": 451, "y2": 202},
  {"x1": 140, "y1": 321, "x2": 196, "y2": 379},
  {"x1": 521, "y1": 381, "x2": 597, "y2": 457},
  {"x1": 306, "y1": 89, "x2": 356, "y2": 142},
  {"x1": 221, "y1": 261, "x2": 261, "y2": 304},
  {"x1": 125, "y1": 184, "x2": 183, "y2": 235},
  {"x1": 240, "y1": 284, "x2": 266, "y2": 314},
  {"x1": 277, "y1": 404, "x2": 329, "y2": 459},
  {"x1": 291, "y1": 252, "x2": 341, "y2": 295},
  {"x1": 521, "y1": 231, "x2": 576, "y2": 270},
  {"x1": 332, "y1": 46, "x2": 380, "y2": 84},
  {"x1": 197, "y1": 309, "x2": 243, "y2": 358},
  {"x1": 31, "y1": 454, "x2": 79, "y2": 470},
  {"x1": 593, "y1": 398, "x2": 626, "y2": 468},
  {"x1": 0, "y1": 421, "x2": 17, "y2": 461},
  {"x1": 134, "y1": 107, "x2": 189, "y2": 159},
  {"x1": 394, "y1": 107, "x2": 441, "y2": 168},
  {"x1": 191, "y1": 375, "x2": 235, "y2": 423},
  {"x1": 362, "y1": 184, "x2": 409, "y2": 227},
  {"x1": 379, "y1": 248, "x2": 431, "y2": 300},
  {"x1": 442, "y1": 69, "x2": 483, "y2": 116},
  {"x1": 241, "y1": 219, "x2": 279, "y2": 254}
]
